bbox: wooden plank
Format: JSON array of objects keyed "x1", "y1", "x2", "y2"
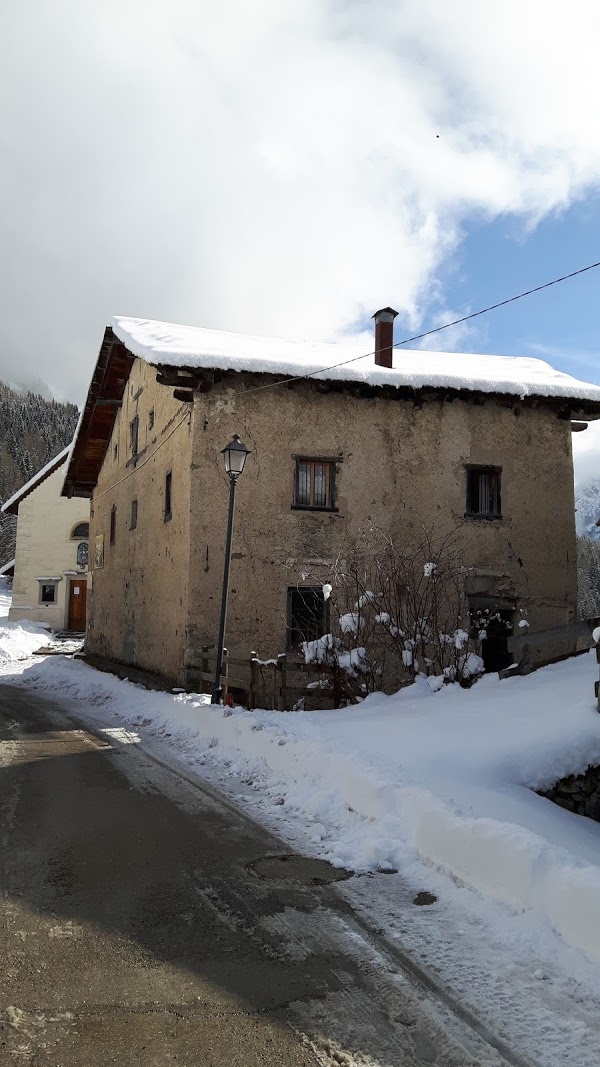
[
  {"x1": 195, "y1": 670, "x2": 247, "y2": 688},
  {"x1": 508, "y1": 617, "x2": 600, "y2": 655}
]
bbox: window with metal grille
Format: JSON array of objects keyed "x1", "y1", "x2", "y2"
[
  {"x1": 287, "y1": 587, "x2": 328, "y2": 648},
  {"x1": 110, "y1": 504, "x2": 117, "y2": 545},
  {"x1": 40, "y1": 583, "x2": 57, "y2": 604},
  {"x1": 293, "y1": 458, "x2": 335, "y2": 510},
  {"x1": 466, "y1": 466, "x2": 502, "y2": 518}
]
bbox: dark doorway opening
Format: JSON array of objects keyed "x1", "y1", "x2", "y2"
[
  {"x1": 287, "y1": 587, "x2": 328, "y2": 649},
  {"x1": 470, "y1": 599, "x2": 514, "y2": 673}
]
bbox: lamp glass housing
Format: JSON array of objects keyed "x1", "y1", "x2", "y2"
[{"x1": 222, "y1": 434, "x2": 249, "y2": 477}]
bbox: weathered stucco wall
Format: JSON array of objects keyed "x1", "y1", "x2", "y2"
[
  {"x1": 184, "y1": 378, "x2": 578, "y2": 673},
  {"x1": 9, "y1": 465, "x2": 90, "y2": 630},
  {"x1": 85, "y1": 358, "x2": 580, "y2": 686},
  {"x1": 85, "y1": 358, "x2": 193, "y2": 683}
]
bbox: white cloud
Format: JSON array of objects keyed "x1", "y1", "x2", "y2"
[{"x1": 2, "y1": 0, "x2": 600, "y2": 400}]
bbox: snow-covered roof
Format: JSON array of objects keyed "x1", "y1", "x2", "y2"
[
  {"x1": 0, "y1": 558, "x2": 15, "y2": 575},
  {"x1": 112, "y1": 316, "x2": 600, "y2": 405},
  {"x1": 1, "y1": 446, "x2": 71, "y2": 515}
]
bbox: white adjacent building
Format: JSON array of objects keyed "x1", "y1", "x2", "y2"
[{"x1": 1, "y1": 447, "x2": 90, "y2": 632}]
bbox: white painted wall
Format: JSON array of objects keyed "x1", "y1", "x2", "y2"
[{"x1": 9, "y1": 464, "x2": 90, "y2": 630}]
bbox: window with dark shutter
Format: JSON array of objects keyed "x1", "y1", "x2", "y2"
[
  {"x1": 164, "y1": 471, "x2": 172, "y2": 522},
  {"x1": 466, "y1": 466, "x2": 502, "y2": 518},
  {"x1": 293, "y1": 458, "x2": 335, "y2": 510},
  {"x1": 130, "y1": 415, "x2": 139, "y2": 455}
]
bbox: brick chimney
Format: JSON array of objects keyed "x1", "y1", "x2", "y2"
[{"x1": 373, "y1": 307, "x2": 398, "y2": 368}]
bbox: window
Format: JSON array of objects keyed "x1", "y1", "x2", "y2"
[
  {"x1": 71, "y1": 522, "x2": 89, "y2": 539},
  {"x1": 40, "y1": 583, "x2": 57, "y2": 604},
  {"x1": 148, "y1": 409, "x2": 155, "y2": 431},
  {"x1": 110, "y1": 504, "x2": 117, "y2": 545},
  {"x1": 164, "y1": 470, "x2": 172, "y2": 521},
  {"x1": 287, "y1": 587, "x2": 329, "y2": 648},
  {"x1": 114, "y1": 443, "x2": 118, "y2": 462},
  {"x1": 293, "y1": 458, "x2": 335, "y2": 510},
  {"x1": 466, "y1": 466, "x2": 502, "y2": 519},
  {"x1": 130, "y1": 415, "x2": 139, "y2": 455},
  {"x1": 130, "y1": 499, "x2": 138, "y2": 530}
]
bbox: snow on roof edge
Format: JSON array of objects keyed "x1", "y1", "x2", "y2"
[
  {"x1": 111, "y1": 316, "x2": 600, "y2": 406},
  {"x1": 1, "y1": 446, "x2": 71, "y2": 514}
]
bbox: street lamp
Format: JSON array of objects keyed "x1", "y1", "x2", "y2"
[{"x1": 212, "y1": 435, "x2": 250, "y2": 704}]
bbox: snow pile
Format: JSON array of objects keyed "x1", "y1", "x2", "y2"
[
  {"x1": 4, "y1": 647, "x2": 600, "y2": 961},
  {"x1": 0, "y1": 619, "x2": 49, "y2": 663},
  {"x1": 112, "y1": 316, "x2": 600, "y2": 403}
]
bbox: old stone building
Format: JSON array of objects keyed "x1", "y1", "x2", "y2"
[
  {"x1": 3, "y1": 448, "x2": 90, "y2": 631},
  {"x1": 63, "y1": 311, "x2": 600, "y2": 688}
]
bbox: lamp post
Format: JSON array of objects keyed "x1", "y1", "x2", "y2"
[{"x1": 212, "y1": 434, "x2": 250, "y2": 704}]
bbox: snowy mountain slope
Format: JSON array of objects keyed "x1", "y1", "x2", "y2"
[
  {"x1": 576, "y1": 477, "x2": 600, "y2": 539},
  {"x1": 574, "y1": 420, "x2": 600, "y2": 539}
]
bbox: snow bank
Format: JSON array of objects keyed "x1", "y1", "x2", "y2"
[
  {"x1": 5, "y1": 648, "x2": 600, "y2": 961},
  {"x1": 0, "y1": 577, "x2": 12, "y2": 620},
  {"x1": 0, "y1": 619, "x2": 49, "y2": 662},
  {"x1": 112, "y1": 316, "x2": 600, "y2": 403}
]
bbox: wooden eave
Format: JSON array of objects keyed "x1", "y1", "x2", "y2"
[
  {"x1": 62, "y1": 327, "x2": 135, "y2": 498},
  {"x1": 150, "y1": 365, "x2": 600, "y2": 422}
]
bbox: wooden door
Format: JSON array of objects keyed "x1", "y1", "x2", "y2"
[{"x1": 68, "y1": 579, "x2": 87, "y2": 631}]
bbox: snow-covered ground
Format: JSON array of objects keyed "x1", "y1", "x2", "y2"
[
  {"x1": 0, "y1": 577, "x2": 12, "y2": 619},
  {"x1": 2, "y1": 628, "x2": 600, "y2": 1063},
  {"x1": 4, "y1": 641, "x2": 600, "y2": 956}
]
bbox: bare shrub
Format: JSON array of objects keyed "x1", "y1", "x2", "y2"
[{"x1": 297, "y1": 518, "x2": 487, "y2": 703}]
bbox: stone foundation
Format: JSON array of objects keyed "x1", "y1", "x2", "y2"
[{"x1": 537, "y1": 765, "x2": 600, "y2": 821}]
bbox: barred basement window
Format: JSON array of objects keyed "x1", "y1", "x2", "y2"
[
  {"x1": 293, "y1": 458, "x2": 335, "y2": 510},
  {"x1": 466, "y1": 466, "x2": 502, "y2": 519}
]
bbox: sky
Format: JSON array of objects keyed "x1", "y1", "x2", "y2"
[{"x1": 2, "y1": 1, "x2": 600, "y2": 411}]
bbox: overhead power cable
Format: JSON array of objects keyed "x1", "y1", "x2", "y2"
[{"x1": 243, "y1": 258, "x2": 600, "y2": 395}]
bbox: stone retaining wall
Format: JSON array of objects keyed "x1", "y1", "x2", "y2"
[{"x1": 538, "y1": 765, "x2": 600, "y2": 821}]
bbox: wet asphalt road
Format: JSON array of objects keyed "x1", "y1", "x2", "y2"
[{"x1": 0, "y1": 683, "x2": 530, "y2": 1066}]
